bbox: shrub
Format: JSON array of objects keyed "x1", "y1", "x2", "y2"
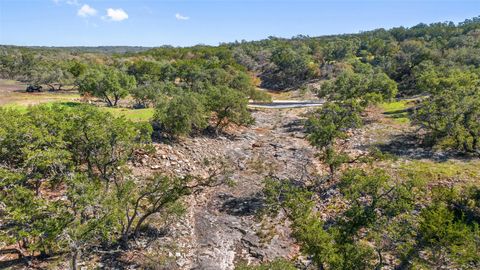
[
  {"x1": 205, "y1": 86, "x2": 254, "y2": 132},
  {"x1": 152, "y1": 93, "x2": 208, "y2": 137}
]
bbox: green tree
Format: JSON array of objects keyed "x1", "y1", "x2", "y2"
[
  {"x1": 152, "y1": 93, "x2": 208, "y2": 137},
  {"x1": 261, "y1": 45, "x2": 317, "y2": 90},
  {"x1": 318, "y1": 65, "x2": 397, "y2": 104},
  {"x1": 65, "y1": 105, "x2": 152, "y2": 184},
  {"x1": 0, "y1": 184, "x2": 67, "y2": 257},
  {"x1": 0, "y1": 106, "x2": 72, "y2": 193},
  {"x1": 77, "y1": 66, "x2": 137, "y2": 106},
  {"x1": 413, "y1": 68, "x2": 480, "y2": 154},
  {"x1": 206, "y1": 86, "x2": 254, "y2": 132},
  {"x1": 305, "y1": 101, "x2": 362, "y2": 178},
  {"x1": 130, "y1": 82, "x2": 180, "y2": 108},
  {"x1": 61, "y1": 174, "x2": 118, "y2": 270},
  {"x1": 416, "y1": 201, "x2": 480, "y2": 269}
]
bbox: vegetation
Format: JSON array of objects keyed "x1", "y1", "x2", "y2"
[
  {"x1": 1, "y1": 16, "x2": 479, "y2": 269},
  {"x1": 76, "y1": 66, "x2": 136, "y2": 107},
  {"x1": 0, "y1": 105, "x2": 230, "y2": 269},
  {"x1": 263, "y1": 170, "x2": 480, "y2": 269},
  {"x1": 206, "y1": 86, "x2": 254, "y2": 132},
  {"x1": 305, "y1": 101, "x2": 362, "y2": 178},
  {"x1": 413, "y1": 67, "x2": 480, "y2": 154},
  {"x1": 152, "y1": 92, "x2": 208, "y2": 137}
]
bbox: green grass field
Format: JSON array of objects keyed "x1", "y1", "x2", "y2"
[
  {"x1": 379, "y1": 100, "x2": 412, "y2": 124},
  {"x1": 1, "y1": 101, "x2": 154, "y2": 122},
  {"x1": 0, "y1": 79, "x2": 153, "y2": 122}
]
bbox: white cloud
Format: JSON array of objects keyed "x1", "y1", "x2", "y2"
[
  {"x1": 175, "y1": 13, "x2": 189, "y2": 20},
  {"x1": 77, "y1": 4, "x2": 97, "y2": 17},
  {"x1": 105, "y1": 8, "x2": 129, "y2": 21},
  {"x1": 53, "y1": 0, "x2": 79, "y2": 5},
  {"x1": 66, "y1": 0, "x2": 80, "y2": 6}
]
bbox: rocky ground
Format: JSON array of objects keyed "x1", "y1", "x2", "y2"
[
  {"x1": 123, "y1": 102, "x2": 480, "y2": 270},
  {"x1": 124, "y1": 108, "x2": 323, "y2": 269},
  {"x1": 111, "y1": 106, "x2": 429, "y2": 270},
  {"x1": 20, "y1": 104, "x2": 475, "y2": 270}
]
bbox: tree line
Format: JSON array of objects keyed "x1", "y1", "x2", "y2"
[{"x1": 1, "y1": 17, "x2": 478, "y2": 151}]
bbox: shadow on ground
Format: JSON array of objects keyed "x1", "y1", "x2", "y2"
[
  {"x1": 376, "y1": 131, "x2": 475, "y2": 161},
  {"x1": 282, "y1": 119, "x2": 305, "y2": 133},
  {"x1": 219, "y1": 193, "x2": 265, "y2": 216}
]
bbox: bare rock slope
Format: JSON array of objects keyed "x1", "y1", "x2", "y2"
[{"x1": 131, "y1": 108, "x2": 322, "y2": 269}]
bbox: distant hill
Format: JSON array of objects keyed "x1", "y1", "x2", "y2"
[{"x1": 0, "y1": 45, "x2": 152, "y2": 54}]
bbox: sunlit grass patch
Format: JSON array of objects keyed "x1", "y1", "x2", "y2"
[
  {"x1": 379, "y1": 100, "x2": 412, "y2": 124},
  {"x1": 1, "y1": 103, "x2": 29, "y2": 113},
  {"x1": 0, "y1": 91, "x2": 80, "y2": 106},
  {"x1": 399, "y1": 159, "x2": 480, "y2": 183},
  {"x1": 0, "y1": 101, "x2": 154, "y2": 122}
]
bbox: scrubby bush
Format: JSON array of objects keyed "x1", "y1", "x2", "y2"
[
  {"x1": 206, "y1": 86, "x2": 254, "y2": 132},
  {"x1": 152, "y1": 93, "x2": 208, "y2": 137}
]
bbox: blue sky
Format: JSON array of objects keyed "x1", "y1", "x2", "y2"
[{"x1": 0, "y1": 0, "x2": 478, "y2": 47}]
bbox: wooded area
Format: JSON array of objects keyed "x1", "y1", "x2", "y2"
[{"x1": 0, "y1": 16, "x2": 479, "y2": 269}]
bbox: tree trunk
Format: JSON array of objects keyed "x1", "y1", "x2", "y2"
[
  {"x1": 104, "y1": 94, "x2": 113, "y2": 107},
  {"x1": 120, "y1": 233, "x2": 129, "y2": 250},
  {"x1": 71, "y1": 249, "x2": 78, "y2": 270},
  {"x1": 47, "y1": 84, "x2": 55, "y2": 91},
  {"x1": 133, "y1": 212, "x2": 154, "y2": 237}
]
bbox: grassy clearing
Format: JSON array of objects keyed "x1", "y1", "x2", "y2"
[
  {"x1": 399, "y1": 159, "x2": 480, "y2": 183},
  {"x1": 0, "y1": 91, "x2": 80, "y2": 106},
  {"x1": 0, "y1": 101, "x2": 154, "y2": 122},
  {"x1": 379, "y1": 100, "x2": 409, "y2": 112},
  {"x1": 0, "y1": 79, "x2": 80, "y2": 106},
  {"x1": 379, "y1": 100, "x2": 412, "y2": 124}
]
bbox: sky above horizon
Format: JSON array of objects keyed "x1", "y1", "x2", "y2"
[{"x1": 0, "y1": 0, "x2": 479, "y2": 47}]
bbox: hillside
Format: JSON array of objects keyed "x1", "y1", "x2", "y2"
[{"x1": 0, "y1": 16, "x2": 479, "y2": 270}]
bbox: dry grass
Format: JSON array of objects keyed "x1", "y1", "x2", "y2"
[{"x1": 0, "y1": 79, "x2": 80, "y2": 106}]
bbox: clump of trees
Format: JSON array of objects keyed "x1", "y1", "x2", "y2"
[
  {"x1": 263, "y1": 170, "x2": 480, "y2": 269},
  {"x1": 0, "y1": 105, "x2": 229, "y2": 269},
  {"x1": 316, "y1": 61, "x2": 398, "y2": 103},
  {"x1": 266, "y1": 86, "x2": 480, "y2": 266},
  {"x1": 412, "y1": 66, "x2": 480, "y2": 155},
  {"x1": 151, "y1": 85, "x2": 255, "y2": 138},
  {"x1": 284, "y1": 44, "x2": 480, "y2": 269},
  {"x1": 1, "y1": 16, "x2": 479, "y2": 96},
  {"x1": 230, "y1": 17, "x2": 480, "y2": 94}
]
